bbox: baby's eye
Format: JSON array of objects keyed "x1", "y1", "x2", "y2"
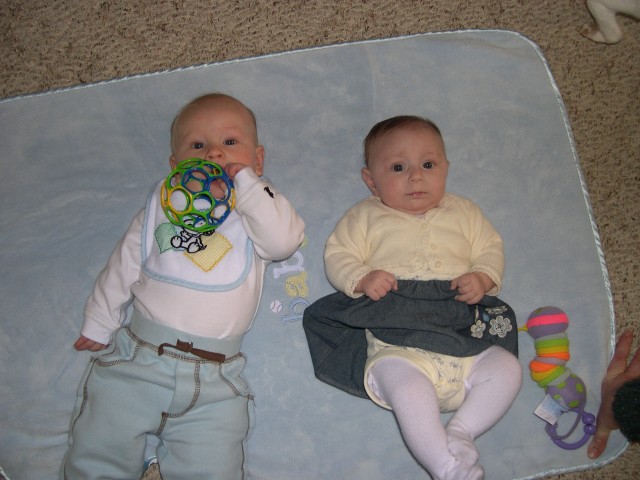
[
  {"x1": 192, "y1": 142, "x2": 204, "y2": 150},
  {"x1": 392, "y1": 164, "x2": 404, "y2": 172},
  {"x1": 224, "y1": 138, "x2": 237, "y2": 146},
  {"x1": 423, "y1": 161, "x2": 433, "y2": 169}
]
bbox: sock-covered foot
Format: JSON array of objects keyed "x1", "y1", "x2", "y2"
[
  {"x1": 446, "y1": 419, "x2": 479, "y2": 467},
  {"x1": 440, "y1": 459, "x2": 484, "y2": 480}
]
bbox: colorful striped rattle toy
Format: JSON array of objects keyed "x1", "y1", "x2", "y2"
[{"x1": 524, "y1": 306, "x2": 596, "y2": 450}]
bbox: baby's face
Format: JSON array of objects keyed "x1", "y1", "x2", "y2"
[
  {"x1": 362, "y1": 124, "x2": 448, "y2": 215},
  {"x1": 170, "y1": 97, "x2": 264, "y2": 177}
]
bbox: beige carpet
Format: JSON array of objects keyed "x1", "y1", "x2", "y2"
[{"x1": 1, "y1": 1, "x2": 637, "y2": 478}]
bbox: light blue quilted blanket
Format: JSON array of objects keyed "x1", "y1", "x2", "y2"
[{"x1": 0, "y1": 30, "x2": 624, "y2": 479}]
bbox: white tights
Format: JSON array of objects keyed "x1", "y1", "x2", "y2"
[{"x1": 368, "y1": 346, "x2": 522, "y2": 480}]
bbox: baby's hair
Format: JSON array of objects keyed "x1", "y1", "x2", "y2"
[
  {"x1": 170, "y1": 93, "x2": 258, "y2": 152},
  {"x1": 613, "y1": 378, "x2": 640, "y2": 443},
  {"x1": 363, "y1": 115, "x2": 443, "y2": 167}
]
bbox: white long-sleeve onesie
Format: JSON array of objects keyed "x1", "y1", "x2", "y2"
[{"x1": 81, "y1": 168, "x2": 305, "y2": 344}]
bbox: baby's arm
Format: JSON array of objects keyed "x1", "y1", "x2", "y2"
[
  {"x1": 326, "y1": 200, "x2": 410, "y2": 300},
  {"x1": 78, "y1": 210, "x2": 144, "y2": 348},
  {"x1": 451, "y1": 272, "x2": 495, "y2": 305},
  {"x1": 232, "y1": 168, "x2": 305, "y2": 261},
  {"x1": 451, "y1": 197, "x2": 503, "y2": 303},
  {"x1": 324, "y1": 207, "x2": 375, "y2": 297}
]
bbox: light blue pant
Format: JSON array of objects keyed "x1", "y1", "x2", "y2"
[{"x1": 61, "y1": 312, "x2": 253, "y2": 480}]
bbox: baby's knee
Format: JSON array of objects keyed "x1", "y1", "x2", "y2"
[{"x1": 478, "y1": 346, "x2": 522, "y2": 386}]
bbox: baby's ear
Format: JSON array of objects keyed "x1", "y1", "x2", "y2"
[
  {"x1": 254, "y1": 145, "x2": 265, "y2": 176},
  {"x1": 361, "y1": 167, "x2": 377, "y2": 195},
  {"x1": 169, "y1": 155, "x2": 178, "y2": 169}
]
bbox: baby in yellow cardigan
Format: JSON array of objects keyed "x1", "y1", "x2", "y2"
[{"x1": 304, "y1": 115, "x2": 521, "y2": 480}]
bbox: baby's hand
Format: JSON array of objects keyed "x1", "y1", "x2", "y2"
[
  {"x1": 223, "y1": 163, "x2": 248, "y2": 180},
  {"x1": 451, "y1": 272, "x2": 494, "y2": 305},
  {"x1": 74, "y1": 335, "x2": 107, "y2": 352},
  {"x1": 209, "y1": 178, "x2": 231, "y2": 200},
  {"x1": 356, "y1": 270, "x2": 398, "y2": 301}
]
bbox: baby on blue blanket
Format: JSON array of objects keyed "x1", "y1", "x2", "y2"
[
  {"x1": 304, "y1": 115, "x2": 521, "y2": 480},
  {"x1": 61, "y1": 93, "x2": 305, "y2": 480}
]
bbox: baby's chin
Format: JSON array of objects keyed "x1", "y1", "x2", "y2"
[
  {"x1": 386, "y1": 203, "x2": 439, "y2": 216},
  {"x1": 395, "y1": 198, "x2": 441, "y2": 215}
]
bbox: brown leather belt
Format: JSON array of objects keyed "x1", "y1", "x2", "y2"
[{"x1": 157, "y1": 339, "x2": 226, "y2": 363}]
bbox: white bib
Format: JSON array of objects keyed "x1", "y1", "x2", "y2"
[{"x1": 141, "y1": 181, "x2": 253, "y2": 291}]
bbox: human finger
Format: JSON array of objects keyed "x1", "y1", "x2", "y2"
[
  {"x1": 587, "y1": 427, "x2": 611, "y2": 459},
  {"x1": 608, "y1": 330, "x2": 634, "y2": 376},
  {"x1": 624, "y1": 337, "x2": 640, "y2": 379}
]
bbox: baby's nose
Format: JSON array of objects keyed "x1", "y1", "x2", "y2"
[
  {"x1": 206, "y1": 146, "x2": 224, "y2": 160},
  {"x1": 409, "y1": 166, "x2": 425, "y2": 180}
]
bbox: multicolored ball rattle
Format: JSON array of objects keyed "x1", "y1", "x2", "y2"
[
  {"x1": 161, "y1": 158, "x2": 235, "y2": 233},
  {"x1": 524, "y1": 306, "x2": 596, "y2": 450}
]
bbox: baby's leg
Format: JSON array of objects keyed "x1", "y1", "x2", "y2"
[
  {"x1": 61, "y1": 343, "x2": 158, "y2": 479},
  {"x1": 368, "y1": 357, "x2": 483, "y2": 480},
  {"x1": 446, "y1": 346, "x2": 522, "y2": 459}
]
